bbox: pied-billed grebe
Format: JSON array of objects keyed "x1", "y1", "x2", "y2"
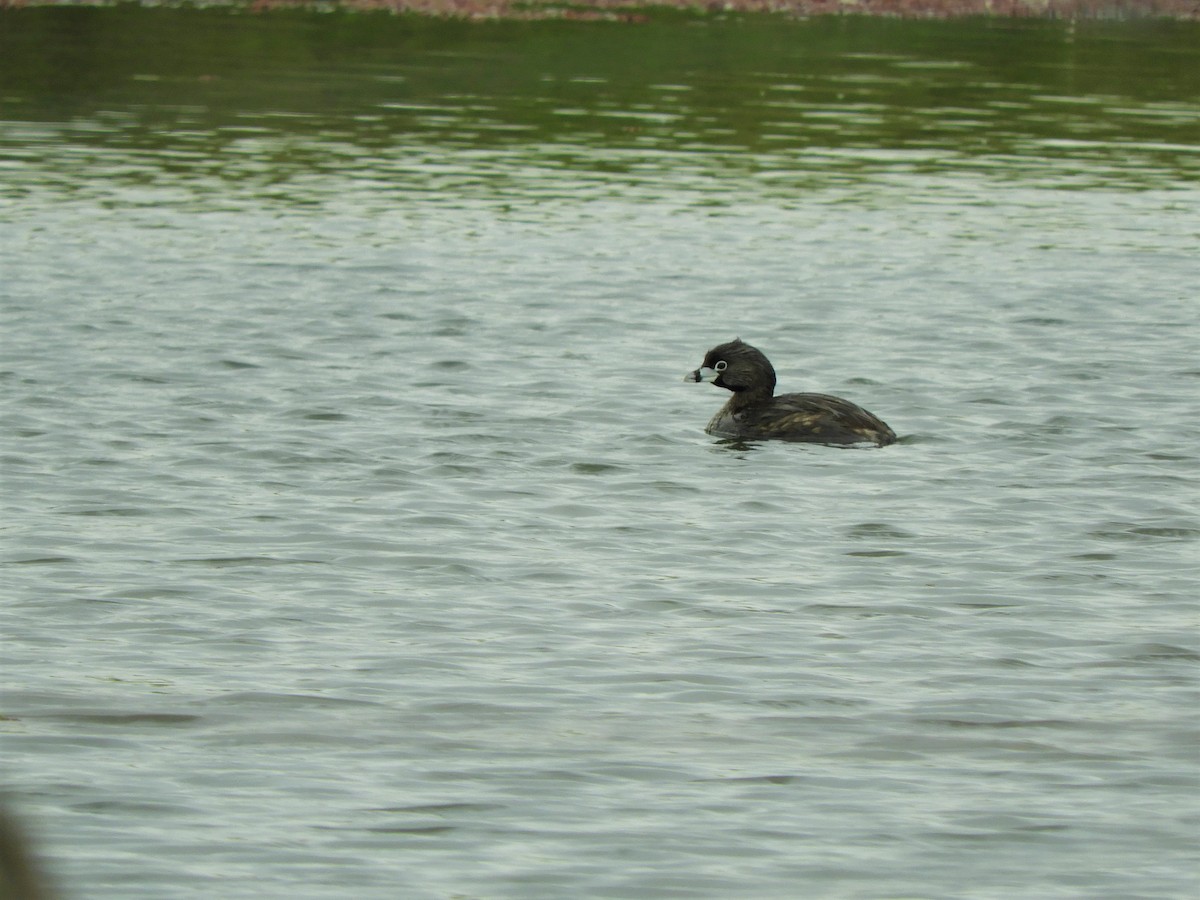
[{"x1": 685, "y1": 338, "x2": 896, "y2": 447}]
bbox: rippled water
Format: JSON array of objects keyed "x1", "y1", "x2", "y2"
[{"x1": 3, "y1": 9, "x2": 1199, "y2": 899}]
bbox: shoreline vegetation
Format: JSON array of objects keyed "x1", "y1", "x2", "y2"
[{"x1": 4, "y1": 0, "x2": 1199, "y2": 19}]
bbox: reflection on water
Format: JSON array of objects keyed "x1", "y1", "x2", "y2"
[{"x1": 2, "y1": 8, "x2": 1198, "y2": 211}]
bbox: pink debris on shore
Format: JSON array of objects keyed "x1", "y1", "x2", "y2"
[{"x1": 244, "y1": 0, "x2": 1200, "y2": 19}]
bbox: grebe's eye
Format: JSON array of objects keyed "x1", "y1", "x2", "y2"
[{"x1": 714, "y1": 360, "x2": 727, "y2": 372}]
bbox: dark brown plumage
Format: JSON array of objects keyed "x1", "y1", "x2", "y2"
[{"x1": 684, "y1": 339, "x2": 896, "y2": 447}]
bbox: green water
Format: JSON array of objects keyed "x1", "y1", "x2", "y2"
[{"x1": 2, "y1": 7, "x2": 1198, "y2": 209}]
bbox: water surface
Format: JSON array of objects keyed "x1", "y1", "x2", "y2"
[{"x1": 2, "y1": 9, "x2": 1199, "y2": 899}]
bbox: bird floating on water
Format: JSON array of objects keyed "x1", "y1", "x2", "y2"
[{"x1": 685, "y1": 338, "x2": 896, "y2": 447}]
